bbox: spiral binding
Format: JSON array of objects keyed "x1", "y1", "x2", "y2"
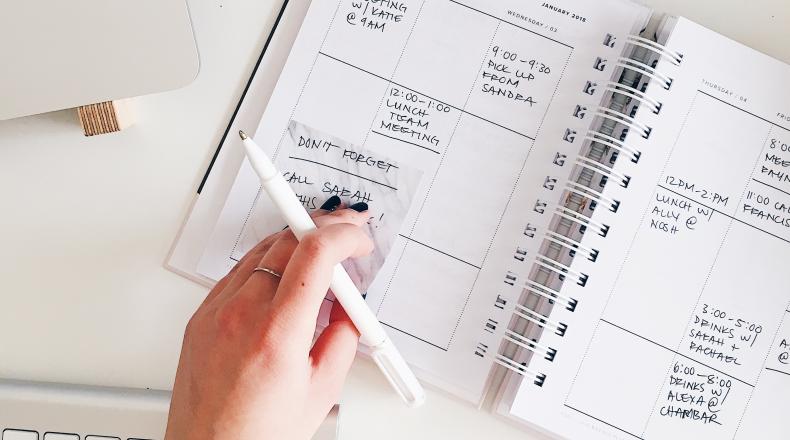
[{"x1": 492, "y1": 31, "x2": 681, "y2": 387}]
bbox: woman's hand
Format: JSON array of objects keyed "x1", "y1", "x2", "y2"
[{"x1": 165, "y1": 198, "x2": 373, "y2": 440}]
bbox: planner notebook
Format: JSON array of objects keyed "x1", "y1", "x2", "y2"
[{"x1": 167, "y1": 0, "x2": 790, "y2": 438}]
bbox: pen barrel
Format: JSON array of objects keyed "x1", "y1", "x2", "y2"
[
  {"x1": 371, "y1": 336, "x2": 426, "y2": 407},
  {"x1": 263, "y1": 176, "x2": 318, "y2": 240},
  {"x1": 329, "y1": 265, "x2": 388, "y2": 347}
]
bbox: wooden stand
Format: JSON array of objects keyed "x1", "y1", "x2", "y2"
[{"x1": 77, "y1": 99, "x2": 134, "y2": 136}]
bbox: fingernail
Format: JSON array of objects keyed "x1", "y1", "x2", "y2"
[
  {"x1": 349, "y1": 202, "x2": 368, "y2": 212},
  {"x1": 320, "y1": 195, "x2": 342, "y2": 211},
  {"x1": 362, "y1": 292, "x2": 367, "y2": 299}
]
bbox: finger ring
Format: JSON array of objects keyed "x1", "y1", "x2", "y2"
[{"x1": 253, "y1": 267, "x2": 282, "y2": 278}]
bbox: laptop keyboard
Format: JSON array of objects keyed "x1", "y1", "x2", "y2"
[
  {"x1": 0, "y1": 382, "x2": 335, "y2": 440},
  {"x1": 0, "y1": 379, "x2": 168, "y2": 440},
  {"x1": 2, "y1": 430, "x2": 152, "y2": 440}
]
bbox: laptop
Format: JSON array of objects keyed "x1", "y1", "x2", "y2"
[
  {"x1": 0, "y1": 0, "x2": 199, "y2": 120},
  {"x1": 0, "y1": 0, "x2": 195, "y2": 437}
]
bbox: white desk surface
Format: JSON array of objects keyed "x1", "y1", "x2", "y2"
[{"x1": 0, "y1": 1, "x2": 788, "y2": 439}]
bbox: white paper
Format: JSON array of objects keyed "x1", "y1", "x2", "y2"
[
  {"x1": 510, "y1": 17, "x2": 790, "y2": 440},
  {"x1": 198, "y1": 0, "x2": 650, "y2": 402}
]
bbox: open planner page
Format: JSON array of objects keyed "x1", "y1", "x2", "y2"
[
  {"x1": 198, "y1": 0, "x2": 649, "y2": 402},
  {"x1": 510, "y1": 17, "x2": 790, "y2": 439}
]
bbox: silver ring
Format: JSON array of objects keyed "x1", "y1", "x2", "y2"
[{"x1": 253, "y1": 267, "x2": 282, "y2": 279}]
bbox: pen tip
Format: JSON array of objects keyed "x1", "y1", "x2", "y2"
[{"x1": 239, "y1": 130, "x2": 248, "y2": 140}]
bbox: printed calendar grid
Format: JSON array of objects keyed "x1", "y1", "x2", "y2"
[
  {"x1": 564, "y1": 90, "x2": 790, "y2": 439},
  {"x1": 229, "y1": 0, "x2": 575, "y2": 351}
]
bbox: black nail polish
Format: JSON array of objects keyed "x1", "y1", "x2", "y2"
[
  {"x1": 362, "y1": 292, "x2": 368, "y2": 299},
  {"x1": 349, "y1": 202, "x2": 368, "y2": 212},
  {"x1": 320, "y1": 195, "x2": 342, "y2": 211}
]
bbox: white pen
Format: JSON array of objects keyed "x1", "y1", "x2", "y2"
[{"x1": 238, "y1": 130, "x2": 425, "y2": 407}]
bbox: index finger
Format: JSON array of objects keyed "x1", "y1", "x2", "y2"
[
  {"x1": 207, "y1": 201, "x2": 344, "y2": 307},
  {"x1": 270, "y1": 223, "x2": 373, "y2": 345}
]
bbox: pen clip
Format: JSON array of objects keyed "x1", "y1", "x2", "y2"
[{"x1": 370, "y1": 337, "x2": 426, "y2": 407}]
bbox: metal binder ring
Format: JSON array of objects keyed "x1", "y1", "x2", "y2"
[
  {"x1": 616, "y1": 57, "x2": 674, "y2": 89},
  {"x1": 514, "y1": 302, "x2": 569, "y2": 336},
  {"x1": 605, "y1": 81, "x2": 663, "y2": 114},
  {"x1": 494, "y1": 354, "x2": 547, "y2": 386},
  {"x1": 522, "y1": 278, "x2": 578, "y2": 311},
  {"x1": 534, "y1": 255, "x2": 589, "y2": 287},
  {"x1": 586, "y1": 132, "x2": 642, "y2": 162},
  {"x1": 555, "y1": 205, "x2": 611, "y2": 237},
  {"x1": 626, "y1": 35, "x2": 683, "y2": 65},
  {"x1": 594, "y1": 106, "x2": 652, "y2": 139},
  {"x1": 504, "y1": 330, "x2": 557, "y2": 362},
  {"x1": 575, "y1": 156, "x2": 631, "y2": 188},
  {"x1": 565, "y1": 181, "x2": 620, "y2": 213}
]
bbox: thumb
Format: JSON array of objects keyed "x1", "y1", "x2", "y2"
[{"x1": 309, "y1": 301, "x2": 360, "y2": 402}]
